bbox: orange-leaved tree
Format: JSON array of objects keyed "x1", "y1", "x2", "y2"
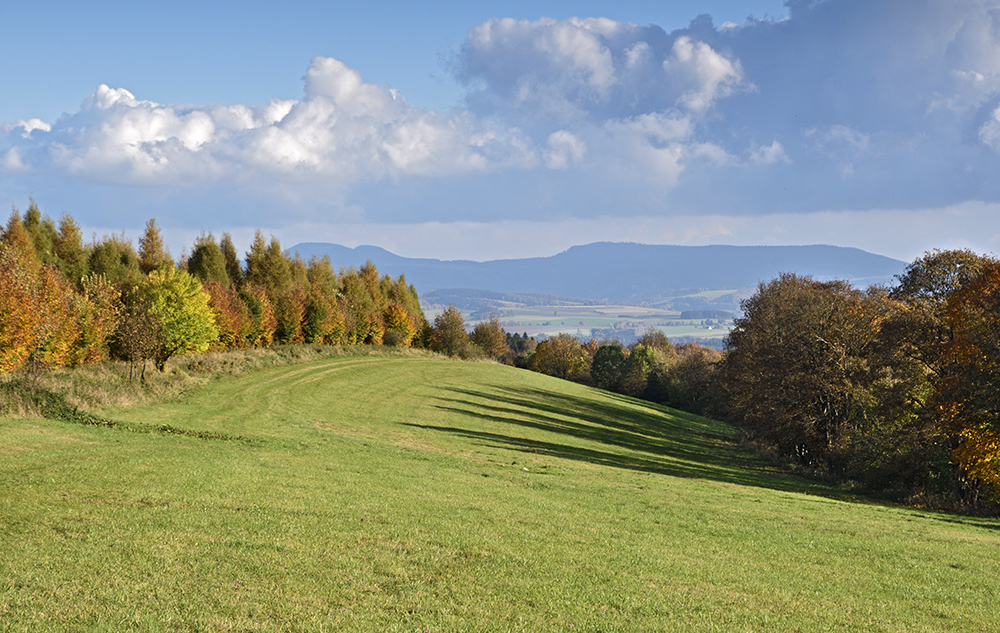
[{"x1": 935, "y1": 262, "x2": 1000, "y2": 500}]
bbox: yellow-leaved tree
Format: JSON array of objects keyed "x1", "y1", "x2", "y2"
[{"x1": 145, "y1": 267, "x2": 218, "y2": 371}]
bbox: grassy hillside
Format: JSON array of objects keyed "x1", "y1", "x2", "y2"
[{"x1": 2, "y1": 353, "x2": 998, "y2": 631}]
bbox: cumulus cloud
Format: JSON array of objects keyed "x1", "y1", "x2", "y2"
[
  {"x1": 447, "y1": 3, "x2": 1000, "y2": 215},
  {"x1": 0, "y1": 56, "x2": 537, "y2": 189},
  {"x1": 453, "y1": 16, "x2": 750, "y2": 126}
]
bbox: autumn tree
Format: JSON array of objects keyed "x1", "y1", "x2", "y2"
[
  {"x1": 144, "y1": 267, "x2": 218, "y2": 371},
  {"x1": 203, "y1": 281, "x2": 250, "y2": 350},
  {"x1": 470, "y1": 314, "x2": 510, "y2": 359},
  {"x1": 138, "y1": 218, "x2": 173, "y2": 274},
  {"x1": 388, "y1": 274, "x2": 426, "y2": 324},
  {"x1": 658, "y1": 344, "x2": 722, "y2": 414},
  {"x1": 430, "y1": 306, "x2": 470, "y2": 357},
  {"x1": 0, "y1": 222, "x2": 84, "y2": 372},
  {"x1": 0, "y1": 241, "x2": 45, "y2": 373},
  {"x1": 70, "y1": 274, "x2": 121, "y2": 365},
  {"x1": 240, "y1": 285, "x2": 277, "y2": 347},
  {"x1": 383, "y1": 303, "x2": 417, "y2": 347},
  {"x1": 720, "y1": 273, "x2": 893, "y2": 467},
  {"x1": 529, "y1": 333, "x2": 589, "y2": 380},
  {"x1": 933, "y1": 262, "x2": 1000, "y2": 503}
]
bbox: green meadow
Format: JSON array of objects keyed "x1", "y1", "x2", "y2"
[{"x1": 2, "y1": 351, "x2": 998, "y2": 631}]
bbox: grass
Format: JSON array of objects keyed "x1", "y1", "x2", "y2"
[{"x1": 1, "y1": 351, "x2": 998, "y2": 631}]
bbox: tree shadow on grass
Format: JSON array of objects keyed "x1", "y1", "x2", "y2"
[{"x1": 406, "y1": 383, "x2": 832, "y2": 495}]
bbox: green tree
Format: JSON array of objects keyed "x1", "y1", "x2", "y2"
[
  {"x1": 54, "y1": 213, "x2": 89, "y2": 284},
  {"x1": 22, "y1": 199, "x2": 58, "y2": 266},
  {"x1": 635, "y1": 330, "x2": 678, "y2": 363},
  {"x1": 245, "y1": 231, "x2": 291, "y2": 299},
  {"x1": 619, "y1": 343, "x2": 663, "y2": 398},
  {"x1": 720, "y1": 273, "x2": 892, "y2": 467},
  {"x1": 591, "y1": 343, "x2": 626, "y2": 391},
  {"x1": 187, "y1": 234, "x2": 231, "y2": 287},
  {"x1": 144, "y1": 267, "x2": 218, "y2": 371},
  {"x1": 430, "y1": 306, "x2": 470, "y2": 357},
  {"x1": 219, "y1": 232, "x2": 244, "y2": 287},
  {"x1": 89, "y1": 233, "x2": 142, "y2": 290},
  {"x1": 470, "y1": 314, "x2": 509, "y2": 360}
]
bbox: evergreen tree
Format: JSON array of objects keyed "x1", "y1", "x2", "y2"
[
  {"x1": 22, "y1": 199, "x2": 57, "y2": 265},
  {"x1": 219, "y1": 233, "x2": 243, "y2": 288},
  {"x1": 138, "y1": 218, "x2": 173, "y2": 274},
  {"x1": 54, "y1": 213, "x2": 89, "y2": 284},
  {"x1": 89, "y1": 233, "x2": 142, "y2": 290},
  {"x1": 245, "y1": 231, "x2": 292, "y2": 299},
  {"x1": 187, "y1": 233, "x2": 231, "y2": 287}
]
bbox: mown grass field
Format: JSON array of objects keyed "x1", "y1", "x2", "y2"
[{"x1": 2, "y1": 352, "x2": 998, "y2": 631}]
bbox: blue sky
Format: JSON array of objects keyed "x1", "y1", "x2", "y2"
[{"x1": 3, "y1": 0, "x2": 1000, "y2": 262}]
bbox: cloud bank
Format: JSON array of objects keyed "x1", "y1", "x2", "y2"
[{"x1": 4, "y1": 0, "x2": 1000, "y2": 259}]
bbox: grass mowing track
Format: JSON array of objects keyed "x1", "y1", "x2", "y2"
[{"x1": 1, "y1": 352, "x2": 998, "y2": 631}]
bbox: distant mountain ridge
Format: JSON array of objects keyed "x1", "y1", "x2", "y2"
[{"x1": 287, "y1": 242, "x2": 906, "y2": 304}]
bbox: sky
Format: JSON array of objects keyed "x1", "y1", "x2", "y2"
[{"x1": 3, "y1": 0, "x2": 1000, "y2": 263}]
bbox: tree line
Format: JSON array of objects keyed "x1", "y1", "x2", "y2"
[
  {"x1": 719, "y1": 250, "x2": 1000, "y2": 512},
  {"x1": 0, "y1": 201, "x2": 427, "y2": 380}
]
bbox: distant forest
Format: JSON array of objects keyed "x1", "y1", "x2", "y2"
[{"x1": 3, "y1": 201, "x2": 998, "y2": 514}]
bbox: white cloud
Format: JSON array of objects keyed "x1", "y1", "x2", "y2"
[
  {"x1": 664, "y1": 36, "x2": 746, "y2": 113},
  {"x1": 15, "y1": 118, "x2": 51, "y2": 136},
  {"x1": 749, "y1": 140, "x2": 789, "y2": 165},
  {"x1": 979, "y1": 105, "x2": 1000, "y2": 149},
  {"x1": 454, "y1": 17, "x2": 747, "y2": 126},
  {"x1": 544, "y1": 130, "x2": 586, "y2": 169},
  {"x1": 0, "y1": 56, "x2": 536, "y2": 188},
  {"x1": 1, "y1": 147, "x2": 27, "y2": 171}
]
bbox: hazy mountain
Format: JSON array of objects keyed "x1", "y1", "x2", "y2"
[{"x1": 288, "y1": 242, "x2": 906, "y2": 304}]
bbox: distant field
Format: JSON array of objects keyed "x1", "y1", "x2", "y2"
[
  {"x1": 429, "y1": 302, "x2": 734, "y2": 342},
  {"x1": 2, "y1": 353, "x2": 997, "y2": 631}
]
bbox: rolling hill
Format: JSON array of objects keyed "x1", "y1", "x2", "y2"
[
  {"x1": 2, "y1": 350, "x2": 997, "y2": 630},
  {"x1": 288, "y1": 242, "x2": 906, "y2": 304}
]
